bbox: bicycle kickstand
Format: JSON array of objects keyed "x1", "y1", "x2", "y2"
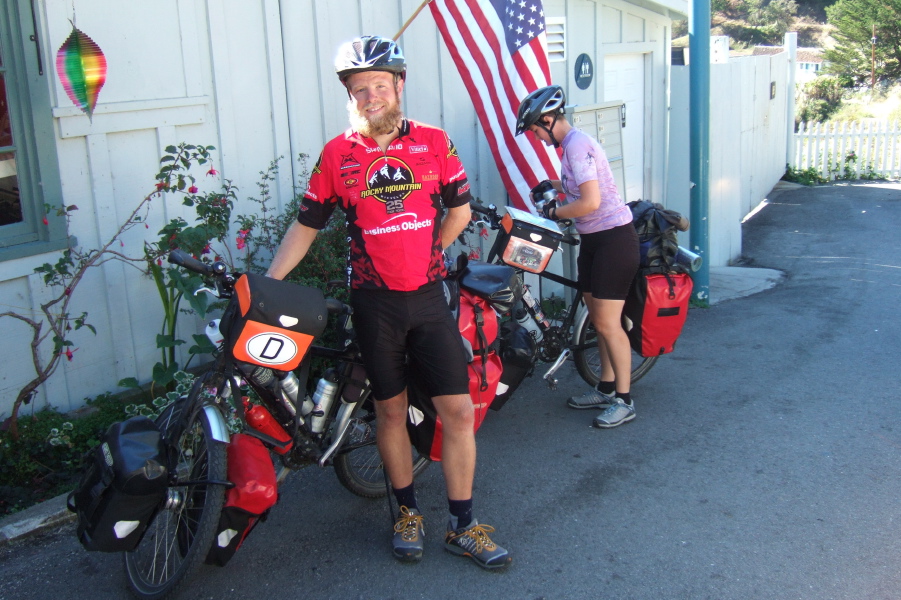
[{"x1": 541, "y1": 348, "x2": 572, "y2": 390}]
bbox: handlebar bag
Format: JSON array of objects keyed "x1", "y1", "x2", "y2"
[
  {"x1": 496, "y1": 207, "x2": 563, "y2": 274},
  {"x1": 206, "y1": 433, "x2": 278, "y2": 566},
  {"x1": 67, "y1": 417, "x2": 168, "y2": 552},
  {"x1": 220, "y1": 273, "x2": 328, "y2": 371},
  {"x1": 623, "y1": 271, "x2": 693, "y2": 357}
]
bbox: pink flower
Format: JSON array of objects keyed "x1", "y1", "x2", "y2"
[
  {"x1": 201, "y1": 244, "x2": 211, "y2": 255},
  {"x1": 468, "y1": 249, "x2": 481, "y2": 260},
  {"x1": 62, "y1": 347, "x2": 75, "y2": 361},
  {"x1": 144, "y1": 223, "x2": 149, "y2": 229},
  {"x1": 188, "y1": 185, "x2": 198, "y2": 194},
  {"x1": 235, "y1": 230, "x2": 249, "y2": 250},
  {"x1": 480, "y1": 227, "x2": 490, "y2": 239},
  {"x1": 64, "y1": 287, "x2": 71, "y2": 296},
  {"x1": 157, "y1": 258, "x2": 163, "y2": 266},
  {"x1": 155, "y1": 182, "x2": 167, "y2": 191},
  {"x1": 42, "y1": 216, "x2": 49, "y2": 225},
  {"x1": 206, "y1": 167, "x2": 219, "y2": 177},
  {"x1": 120, "y1": 241, "x2": 125, "y2": 247}
]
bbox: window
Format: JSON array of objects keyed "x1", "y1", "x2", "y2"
[{"x1": 0, "y1": 0, "x2": 65, "y2": 261}]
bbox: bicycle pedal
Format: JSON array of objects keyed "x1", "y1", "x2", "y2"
[{"x1": 546, "y1": 377, "x2": 558, "y2": 390}]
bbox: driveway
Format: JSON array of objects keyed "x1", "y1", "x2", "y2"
[{"x1": 2, "y1": 181, "x2": 900, "y2": 600}]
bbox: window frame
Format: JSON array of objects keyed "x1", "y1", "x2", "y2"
[{"x1": 0, "y1": 0, "x2": 66, "y2": 262}]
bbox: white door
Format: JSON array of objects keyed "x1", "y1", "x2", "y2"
[{"x1": 604, "y1": 54, "x2": 646, "y2": 202}]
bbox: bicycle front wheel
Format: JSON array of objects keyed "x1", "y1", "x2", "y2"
[
  {"x1": 333, "y1": 401, "x2": 431, "y2": 499},
  {"x1": 572, "y1": 307, "x2": 658, "y2": 387},
  {"x1": 123, "y1": 392, "x2": 227, "y2": 600}
]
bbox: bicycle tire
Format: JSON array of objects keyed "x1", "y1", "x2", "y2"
[
  {"x1": 123, "y1": 390, "x2": 227, "y2": 600},
  {"x1": 333, "y1": 402, "x2": 431, "y2": 499},
  {"x1": 572, "y1": 307, "x2": 658, "y2": 387}
]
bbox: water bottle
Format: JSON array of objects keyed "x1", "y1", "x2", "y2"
[
  {"x1": 243, "y1": 399, "x2": 293, "y2": 455},
  {"x1": 238, "y1": 363, "x2": 277, "y2": 393},
  {"x1": 515, "y1": 307, "x2": 544, "y2": 342},
  {"x1": 310, "y1": 370, "x2": 339, "y2": 434},
  {"x1": 276, "y1": 371, "x2": 301, "y2": 417},
  {"x1": 204, "y1": 319, "x2": 224, "y2": 347},
  {"x1": 520, "y1": 286, "x2": 550, "y2": 329}
]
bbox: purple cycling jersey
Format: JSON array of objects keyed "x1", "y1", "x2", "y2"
[{"x1": 559, "y1": 127, "x2": 631, "y2": 234}]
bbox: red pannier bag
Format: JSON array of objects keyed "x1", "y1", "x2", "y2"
[
  {"x1": 206, "y1": 433, "x2": 278, "y2": 566},
  {"x1": 623, "y1": 272, "x2": 693, "y2": 357},
  {"x1": 406, "y1": 289, "x2": 500, "y2": 461}
]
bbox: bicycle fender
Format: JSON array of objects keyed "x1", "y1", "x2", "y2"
[{"x1": 203, "y1": 405, "x2": 231, "y2": 443}]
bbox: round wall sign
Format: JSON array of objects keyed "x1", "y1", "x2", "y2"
[{"x1": 575, "y1": 53, "x2": 594, "y2": 90}]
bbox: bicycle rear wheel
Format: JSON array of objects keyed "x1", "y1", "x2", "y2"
[
  {"x1": 333, "y1": 401, "x2": 431, "y2": 499},
  {"x1": 572, "y1": 308, "x2": 658, "y2": 387},
  {"x1": 123, "y1": 390, "x2": 227, "y2": 600}
]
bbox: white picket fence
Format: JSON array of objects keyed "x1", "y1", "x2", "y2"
[{"x1": 792, "y1": 120, "x2": 901, "y2": 180}]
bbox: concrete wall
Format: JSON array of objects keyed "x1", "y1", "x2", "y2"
[{"x1": 667, "y1": 50, "x2": 789, "y2": 266}]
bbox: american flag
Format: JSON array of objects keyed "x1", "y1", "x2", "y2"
[{"x1": 429, "y1": 0, "x2": 560, "y2": 212}]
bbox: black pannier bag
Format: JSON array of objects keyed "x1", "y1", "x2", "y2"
[
  {"x1": 67, "y1": 416, "x2": 168, "y2": 552},
  {"x1": 490, "y1": 320, "x2": 537, "y2": 411},
  {"x1": 220, "y1": 273, "x2": 329, "y2": 372}
]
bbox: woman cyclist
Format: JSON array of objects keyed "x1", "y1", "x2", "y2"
[{"x1": 515, "y1": 85, "x2": 640, "y2": 428}]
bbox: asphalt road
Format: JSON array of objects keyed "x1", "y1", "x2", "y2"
[{"x1": 2, "y1": 181, "x2": 900, "y2": 600}]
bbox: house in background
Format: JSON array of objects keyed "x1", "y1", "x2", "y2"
[
  {"x1": 0, "y1": 0, "x2": 690, "y2": 416},
  {"x1": 753, "y1": 45, "x2": 824, "y2": 84}
]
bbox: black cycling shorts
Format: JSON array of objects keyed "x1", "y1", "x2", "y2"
[
  {"x1": 577, "y1": 223, "x2": 640, "y2": 300},
  {"x1": 350, "y1": 282, "x2": 470, "y2": 401}
]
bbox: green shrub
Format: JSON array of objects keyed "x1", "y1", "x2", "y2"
[
  {"x1": 783, "y1": 163, "x2": 826, "y2": 185},
  {"x1": 0, "y1": 393, "x2": 144, "y2": 515}
]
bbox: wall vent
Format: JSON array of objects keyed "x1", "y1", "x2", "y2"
[{"x1": 546, "y1": 18, "x2": 566, "y2": 62}]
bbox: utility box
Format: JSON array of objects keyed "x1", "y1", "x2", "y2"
[{"x1": 566, "y1": 101, "x2": 627, "y2": 202}]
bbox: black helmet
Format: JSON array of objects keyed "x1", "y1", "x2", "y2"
[
  {"x1": 515, "y1": 85, "x2": 566, "y2": 135},
  {"x1": 335, "y1": 35, "x2": 406, "y2": 84}
]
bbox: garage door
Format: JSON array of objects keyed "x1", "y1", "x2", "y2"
[{"x1": 604, "y1": 53, "x2": 646, "y2": 203}]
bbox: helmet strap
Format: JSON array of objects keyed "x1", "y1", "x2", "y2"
[{"x1": 538, "y1": 113, "x2": 562, "y2": 148}]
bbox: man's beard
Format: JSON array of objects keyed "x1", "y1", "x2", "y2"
[{"x1": 348, "y1": 97, "x2": 404, "y2": 137}]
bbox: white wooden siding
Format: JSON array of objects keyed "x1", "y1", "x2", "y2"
[{"x1": 0, "y1": 0, "x2": 684, "y2": 416}]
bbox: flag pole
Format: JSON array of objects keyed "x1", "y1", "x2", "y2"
[{"x1": 394, "y1": 0, "x2": 433, "y2": 40}]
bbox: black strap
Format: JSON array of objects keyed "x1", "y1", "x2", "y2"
[{"x1": 472, "y1": 304, "x2": 489, "y2": 391}]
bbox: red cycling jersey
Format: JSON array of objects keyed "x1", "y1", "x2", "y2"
[{"x1": 297, "y1": 119, "x2": 472, "y2": 291}]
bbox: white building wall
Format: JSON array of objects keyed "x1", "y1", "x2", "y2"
[
  {"x1": 667, "y1": 49, "x2": 789, "y2": 267},
  {"x1": 0, "y1": 0, "x2": 684, "y2": 416}
]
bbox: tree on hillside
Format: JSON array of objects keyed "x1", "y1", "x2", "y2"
[{"x1": 823, "y1": 0, "x2": 901, "y2": 86}]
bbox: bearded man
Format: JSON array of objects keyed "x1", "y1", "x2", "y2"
[{"x1": 266, "y1": 35, "x2": 511, "y2": 570}]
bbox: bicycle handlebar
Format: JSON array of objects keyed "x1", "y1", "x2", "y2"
[
  {"x1": 168, "y1": 249, "x2": 213, "y2": 275},
  {"x1": 168, "y1": 249, "x2": 352, "y2": 314}
]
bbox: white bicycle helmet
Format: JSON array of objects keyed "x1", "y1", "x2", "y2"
[{"x1": 335, "y1": 35, "x2": 406, "y2": 85}]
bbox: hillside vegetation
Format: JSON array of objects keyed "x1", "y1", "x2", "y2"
[{"x1": 673, "y1": 0, "x2": 833, "y2": 49}]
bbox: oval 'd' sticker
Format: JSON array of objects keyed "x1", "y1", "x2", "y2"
[{"x1": 245, "y1": 332, "x2": 298, "y2": 366}]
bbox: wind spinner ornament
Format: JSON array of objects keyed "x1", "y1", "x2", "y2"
[{"x1": 56, "y1": 25, "x2": 107, "y2": 119}]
